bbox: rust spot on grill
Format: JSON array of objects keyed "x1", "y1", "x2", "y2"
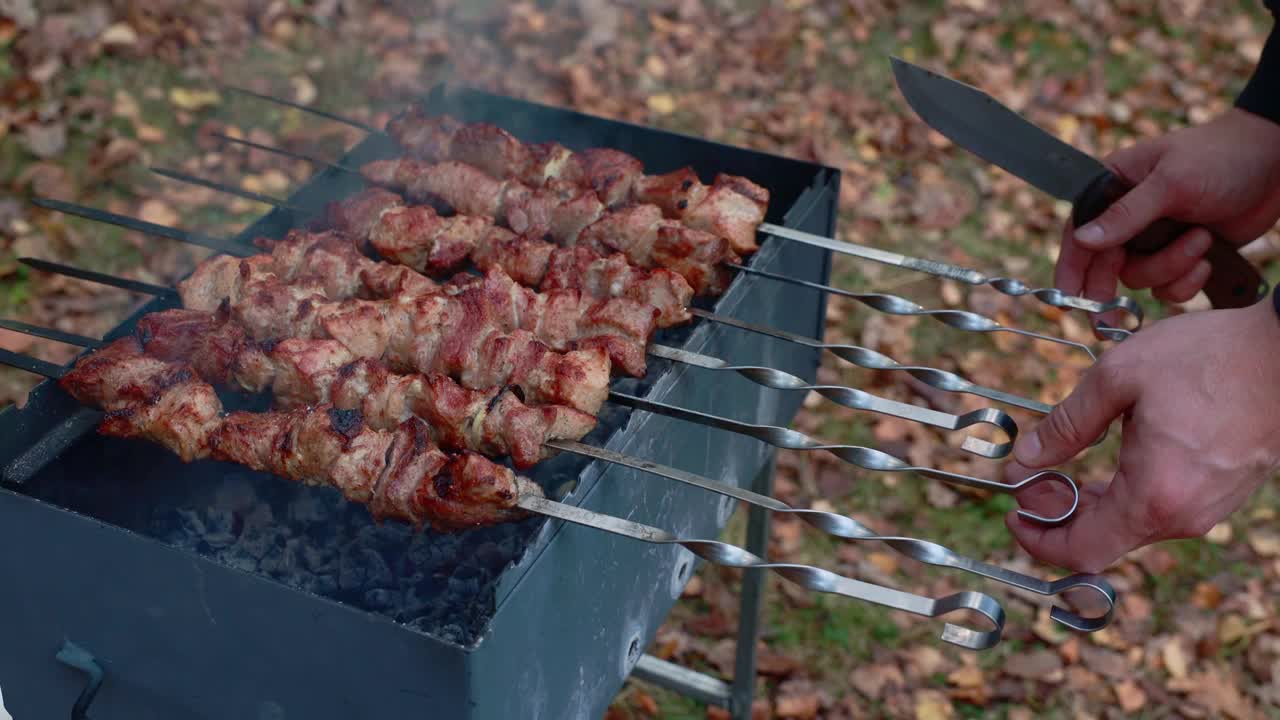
[{"x1": 327, "y1": 407, "x2": 363, "y2": 439}]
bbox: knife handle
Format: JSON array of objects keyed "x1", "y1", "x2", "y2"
[{"x1": 1071, "y1": 170, "x2": 1267, "y2": 309}]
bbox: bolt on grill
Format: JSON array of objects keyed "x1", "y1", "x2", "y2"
[{"x1": 0, "y1": 85, "x2": 1117, "y2": 719}]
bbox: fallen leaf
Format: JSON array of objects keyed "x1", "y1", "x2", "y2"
[
  {"x1": 631, "y1": 690, "x2": 658, "y2": 716},
  {"x1": 138, "y1": 199, "x2": 179, "y2": 227},
  {"x1": 1206, "y1": 522, "x2": 1233, "y2": 544},
  {"x1": 291, "y1": 75, "x2": 317, "y2": 106},
  {"x1": 850, "y1": 663, "x2": 905, "y2": 700},
  {"x1": 947, "y1": 665, "x2": 983, "y2": 688},
  {"x1": 1003, "y1": 649, "x2": 1063, "y2": 681},
  {"x1": 1113, "y1": 679, "x2": 1147, "y2": 713},
  {"x1": 1248, "y1": 529, "x2": 1280, "y2": 557},
  {"x1": 1191, "y1": 581, "x2": 1224, "y2": 610},
  {"x1": 21, "y1": 123, "x2": 66, "y2": 158},
  {"x1": 775, "y1": 678, "x2": 822, "y2": 719},
  {"x1": 169, "y1": 88, "x2": 222, "y2": 111},
  {"x1": 1162, "y1": 639, "x2": 1191, "y2": 679},
  {"x1": 100, "y1": 22, "x2": 137, "y2": 47},
  {"x1": 647, "y1": 93, "x2": 676, "y2": 115},
  {"x1": 924, "y1": 482, "x2": 958, "y2": 509},
  {"x1": 1080, "y1": 644, "x2": 1129, "y2": 680},
  {"x1": 913, "y1": 689, "x2": 954, "y2": 720},
  {"x1": 135, "y1": 123, "x2": 166, "y2": 144}
]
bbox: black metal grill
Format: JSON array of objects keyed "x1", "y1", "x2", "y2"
[{"x1": 0, "y1": 86, "x2": 836, "y2": 719}]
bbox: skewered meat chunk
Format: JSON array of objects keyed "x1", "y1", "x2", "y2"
[
  {"x1": 558, "y1": 148, "x2": 644, "y2": 208},
  {"x1": 212, "y1": 409, "x2": 537, "y2": 529},
  {"x1": 541, "y1": 246, "x2": 693, "y2": 327},
  {"x1": 135, "y1": 308, "x2": 598, "y2": 468},
  {"x1": 680, "y1": 174, "x2": 768, "y2": 256},
  {"x1": 59, "y1": 337, "x2": 223, "y2": 462},
  {"x1": 367, "y1": 205, "x2": 502, "y2": 275},
  {"x1": 98, "y1": 377, "x2": 222, "y2": 463},
  {"x1": 324, "y1": 187, "x2": 404, "y2": 243},
  {"x1": 632, "y1": 167, "x2": 710, "y2": 218}
]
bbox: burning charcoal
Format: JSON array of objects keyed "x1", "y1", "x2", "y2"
[
  {"x1": 235, "y1": 527, "x2": 280, "y2": 562},
  {"x1": 363, "y1": 588, "x2": 402, "y2": 610},
  {"x1": 202, "y1": 507, "x2": 241, "y2": 549},
  {"x1": 173, "y1": 508, "x2": 207, "y2": 539},
  {"x1": 216, "y1": 549, "x2": 259, "y2": 575},
  {"x1": 338, "y1": 548, "x2": 368, "y2": 591},
  {"x1": 259, "y1": 538, "x2": 302, "y2": 577},
  {"x1": 302, "y1": 545, "x2": 337, "y2": 575}
]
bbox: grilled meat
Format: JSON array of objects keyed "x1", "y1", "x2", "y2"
[
  {"x1": 360, "y1": 156, "x2": 737, "y2": 295},
  {"x1": 322, "y1": 188, "x2": 695, "y2": 326},
  {"x1": 59, "y1": 338, "x2": 541, "y2": 528},
  {"x1": 135, "y1": 308, "x2": 597, "y2": 468},
  {"x1": 382, "y1": 106, "x2": 768, "y2": 254}
]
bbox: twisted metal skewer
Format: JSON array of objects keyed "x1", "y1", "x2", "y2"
[
  {"x1": 521, "y1": 494, "x2": 1007, "y2": 649},
  {"x1": 608, "y1": 391, "x2": 1079, "y2": 526},
  {"x1": 691, "y1": 308, "x2": 1052, "y2": 415},
  {"x1": 732, "y1": 263, "x2": 1132, "y2": 350},
  {"x1": 648, "y1": 345, "x2": 1017, "y2": 459},
  {"x1": 554, "y1": 440, "x2": 1115, "y2": 631},
  {"x1": 756, "y1": 223, "x2": 1144, "y2": 330}
]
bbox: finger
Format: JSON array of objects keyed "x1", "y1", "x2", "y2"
[
  {"x1": 1119, "y1": 227, "x2": 1213, "y2": 289},
  {"x1": 1054, "y1": 222, "x2": 1092, "y2": 296},
  {"x1": 1073, "y1": 170, "x2": 1175, "y2": 250},
  {"x1": 1083, "y1": 245, "x2": 1125, "y2": 331},
  {"x1": 1152, "y1": 259, "x2": 1211, "y2": 303},
  {"x1": 1005, "y1": 475, "x2": 1145, "y2": 573},
  {"x1": 1014, "y1": 351, "x2": 1138, "y2": 468}
]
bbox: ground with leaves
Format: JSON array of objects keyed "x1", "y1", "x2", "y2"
[{"x1": 3, "y1": 1, "x2": 1280, "y2": 718}]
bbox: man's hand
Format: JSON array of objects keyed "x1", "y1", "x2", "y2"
[
  {"x1": 1005, "y1": 300, "x2": 1280, "y2": 573},
  {"x1": 1058, "y1": 108, "x2": 1280, "y2": 319}
]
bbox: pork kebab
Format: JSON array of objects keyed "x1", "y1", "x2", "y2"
[{"x1": 53, "y1": 335, "x2": 541, "y2": 529}]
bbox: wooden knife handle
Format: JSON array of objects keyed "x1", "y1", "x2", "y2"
[{"x1": 1070, "y1": 170, "x2": 1267, "y2": 309}]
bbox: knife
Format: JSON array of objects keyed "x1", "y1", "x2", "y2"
[{"x1": 890, "y1": 56, "x2": 1267, "y2": 309}]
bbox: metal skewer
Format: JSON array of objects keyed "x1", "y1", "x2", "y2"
[
  {"x1": 0, "y1": 341, "x2": 1007, "y2": 650},
  {"x1": 607, "y1": 391, "x2": 1079, "y2": 526},
  {"x1": 522, "y1": 494, "x2": 1005, "y2": 650},
  {"x1": 689, "y1": 308, "x2": 1053, "y2": 414},
  {"x1": 212, "y1": 90, "x2": 1144, "y2": 330},
  {"x1": 202, "y1": 135, "x2": 1126, "y2": 355},
  {"x1": 28, "y1": 199, "x2": 1024, "y2": 459},
  {"x1": 551, "y1": 439, "x2": 1114, "y2": 632}
]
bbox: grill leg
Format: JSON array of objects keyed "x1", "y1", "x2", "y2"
[
  {"x1": 628, "y1": 456, "x2": 775, "y2": 714},
  {"x1": 730, "y1": 453, "x2": 773, "y2": 720}
]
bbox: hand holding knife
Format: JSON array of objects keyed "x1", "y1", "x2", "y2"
[{"x1": 890, "y1": 56, "x2": 1268, "y2": 309}]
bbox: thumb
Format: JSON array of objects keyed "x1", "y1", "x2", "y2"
[
  {"x1": 1015, "y1": 359, "x2": 1138, "y2": 468},
  {"x1": 1073, "y1": 142, "x2": 1170, "y2": 250},
  {"x1": 1074, "y1": 172, "x2": 1175, "y2": 249}
]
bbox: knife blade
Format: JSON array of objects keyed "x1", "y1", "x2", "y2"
[{"x1": 890, "y1": 55, "x2": 1267, "y2": 309}]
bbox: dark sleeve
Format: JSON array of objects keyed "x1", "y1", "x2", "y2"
[{"x1": 1237, "y1": 1, "x2": 1280, "y2": 124}]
